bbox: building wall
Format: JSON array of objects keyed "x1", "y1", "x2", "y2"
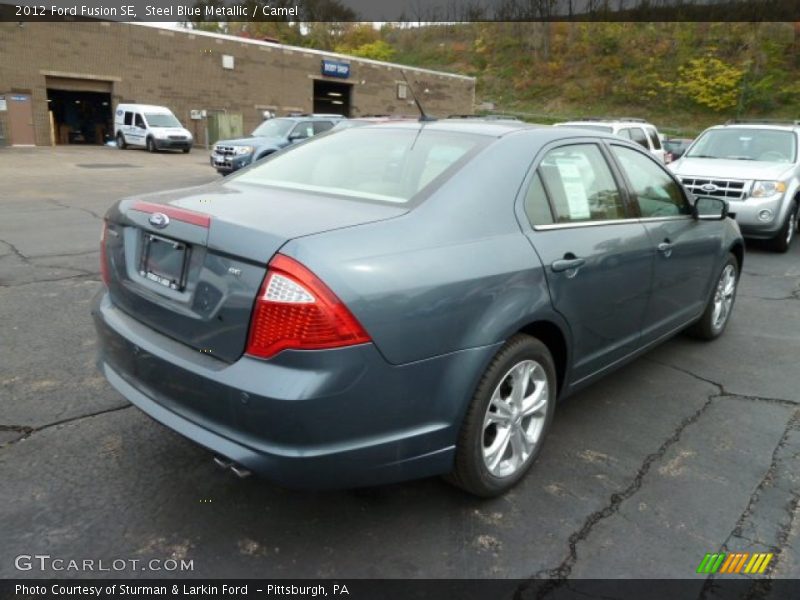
[{"x1": 0, "y1": 22, "x2": 476, "y2": 147}]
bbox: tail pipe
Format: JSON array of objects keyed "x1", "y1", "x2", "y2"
[{"x1": 213, "y1": 456, "x2": 252, "y2": 478}]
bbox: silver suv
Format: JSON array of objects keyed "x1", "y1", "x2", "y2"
[{"x1": 669, "y1": 121, "x2": 800, "y2": 252}]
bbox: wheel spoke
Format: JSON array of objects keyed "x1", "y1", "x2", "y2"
[
  {"x1": 509, "y1": 364, "x2": 531, "y2": 409},
  {"x1": 521, "y1": 383, "x2": 547, "y2": 417},
  {"x1": 484, "y1": 427, "x2": 512, "y2": 471},
  {"x1": 509, "y1": 427, "x2": 532, "y2": 462}
]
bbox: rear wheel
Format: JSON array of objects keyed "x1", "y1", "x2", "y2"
[
  {"x1": 446, "y1": 334, "x2": 556, "y2": 497},
  {"x1": 116, "y1": 133, "x2": 126, "y2": 150},
  {"x1": 687, "y1": 253, "x2": 739, "y2": 340},
  {"x1": 768, "y1": 202, "x2": 798, "y2": 253},
  {"x1": 146, "y1": 137, "x2": 156, "y2": 153}
]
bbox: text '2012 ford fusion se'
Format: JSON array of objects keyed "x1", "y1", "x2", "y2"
[{"x1": 93, "y1": 121, "x2": 743, "y2": 497}]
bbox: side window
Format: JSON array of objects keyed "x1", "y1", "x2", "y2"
[
  {"x1": 537, "y1": 144, "x2": 626, "y2": 223},
  {"x1": 629, "y1": 127, "x2": 649, "y2": 149},
  {"x1": 646, "y1": 127, "x2": 662, "y2": 150},
  {"x1": 611, "y1": 145, "x2": 691, "y2": 218},
  {"x1": 291, "y1": 123, "x2": 313, "y2": 139},
  {"x1": 124, "y1": 112, "x2": 133, "y2": 126},
  {"x1": 617, "y1": 128, "x2": 632, "y2": 140},
  {"x1": 523, "y1": 171, "x2": 554, "y2": 226},
  {"x1": 313, "y1": 121, "x2": 334, "y2": 135},
  {"x1": 134, "y1": 113, "x2": 145, "y2": 129}
]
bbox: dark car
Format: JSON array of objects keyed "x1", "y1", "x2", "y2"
[
  {"x1": 94, "y1": 122, "x2": 743, "y2": 497},
  {"x1": 664, "y1": 137, "x2": 693, "y2": 163},
  {"x1": 210, "y1": 114, "x2": 343, "y2": 175}
]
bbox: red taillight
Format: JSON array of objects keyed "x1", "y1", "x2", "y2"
[
  {"x1": 100, "y1": 221, "x2": 110, "y2": 286},
  {"x1": 245, "y1": 254, "x2": 370, "y2": 359}
]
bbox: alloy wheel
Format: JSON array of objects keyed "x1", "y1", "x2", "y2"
[
  {"x1": 711, "y1": 264, "x2": 737, "y2": 331},
  {"x1": 481, "y1": 360, "x2": 549, "y2": 478}
]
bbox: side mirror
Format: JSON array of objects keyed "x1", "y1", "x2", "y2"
[
  {"x1": 288, "y1": 132, "x2": 307, "y2": 142},
  {"x1": 693, "y1": 196, "x2": 729, "y2": 221}
]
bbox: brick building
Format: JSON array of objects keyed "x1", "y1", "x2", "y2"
[{"x1": 0, "y1": 21, "x2": 476, "y2": 147}]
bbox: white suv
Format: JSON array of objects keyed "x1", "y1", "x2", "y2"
[
  {"x1": 669, "y1": 121, "x2": 800, "y2": 253},
  {"x1": 555, "y1": 118, "x2": 666, "y2": 163}
]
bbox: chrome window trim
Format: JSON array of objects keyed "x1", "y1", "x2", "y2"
[
  {"x1": 637, "y1": 215, "x2": 694, "y2": 223},
  {"x1": 533, "y1": 218, "x2": 636, "y2": 231}
]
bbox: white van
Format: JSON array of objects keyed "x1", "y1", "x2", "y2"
[{"x1": 114, "y1": 104, "x2": 193, "y2": 153}]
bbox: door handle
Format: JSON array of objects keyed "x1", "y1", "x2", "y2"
[
  {"x1": 657, "y1": 241, "x2": 674, "y2": 257},
  {"x1": 551, "y1": 257, "x2": 586, "y2": 273}
]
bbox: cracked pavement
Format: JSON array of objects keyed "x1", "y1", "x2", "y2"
[{"x1": 1, "y1": 147, "x2": 798, "y2": 586}]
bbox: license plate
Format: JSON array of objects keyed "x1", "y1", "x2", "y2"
[{"x1": 139, "y1": 233, "x2": 189, "y2": 290}]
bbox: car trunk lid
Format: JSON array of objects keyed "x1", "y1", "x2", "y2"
[{"x1": 104, "y1": 182, "x2": 407, "y2": 362}]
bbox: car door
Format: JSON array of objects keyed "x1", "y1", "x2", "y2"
[
  {"x1": 131, "y1": 112, "x2": 147, "y2": 146},
  {"x1": 519, "y1": 141, "x2": 654, "y2": 384},
  {"x1": 608, "y1": 143, "x2": 719, "y2": 343}
]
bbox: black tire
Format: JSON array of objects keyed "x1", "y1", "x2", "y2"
[
  {"x1": 446, "y1": 334, "x2": 557, "y2": 497},
  {"x1": 767, "y1": 202, "x2": 798, "y2": 253},
  {"x1": 182, "y1": 147, "x2": 191, "y2": 154},
  {"x1": 687, "y1": 253, "x2": 739, "y2": 341},
  {"x1": 146, "y1": 137, "x2": 156, "y2": 153},
  {"x1": 116, "y1": 133, "x2": 126, "y2": 150}
]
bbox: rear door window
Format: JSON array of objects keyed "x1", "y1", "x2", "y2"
[
  {"x1": 124, "y1": 112, "x2": 133, "y2": 126},
  {"x1": 523, "y1": 171, "x2": 555, "y2": 226},
  {"x1": 312, "y1": 121, "x2": 334, "y2": 135},
  {"x1": 646, "y1": 127, "x2": 662, "y2": 150},
  {"x1": 537, "y1": 144, "x2": 627, "y2": 223},
  {"x1": 628, "y1": 127, "x2": 649, "y2": 149}
]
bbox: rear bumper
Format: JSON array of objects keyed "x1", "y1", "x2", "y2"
[{"x1": 92, "y1": 291, "x2": 497, "y2": 489}]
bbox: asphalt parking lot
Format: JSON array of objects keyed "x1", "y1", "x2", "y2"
[{"x1": 1, "y1": 146, "x2": 799, "y2": 588}]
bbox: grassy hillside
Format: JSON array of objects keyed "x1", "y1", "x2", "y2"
[{"x1": 378, "y1": 22, "x2": 800, "y2": 135}]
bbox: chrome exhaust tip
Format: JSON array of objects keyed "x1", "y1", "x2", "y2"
[{"x1": 213, "y1": 456, "x2": 252, "y2": 478}]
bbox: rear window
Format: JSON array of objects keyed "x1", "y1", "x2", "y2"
[{"x1": 235, "y1": 128, "x2": 486, "y2": 203}]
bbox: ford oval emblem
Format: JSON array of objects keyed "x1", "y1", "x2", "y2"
[
  {"x1": 149, "y1": 212, "x2": 170, "y2": 229},
  {"x1": 700, "y1": 183, "x2": 718, "y2": 193}
]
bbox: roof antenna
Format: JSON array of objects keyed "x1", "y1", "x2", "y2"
[{"x1": 401, "y1": 70, "x2": 435, "y2": 123}]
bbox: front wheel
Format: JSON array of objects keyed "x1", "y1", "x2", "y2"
[
  {"x1": 182, "y1": 147, "x2": 191, "y2": 154},
  {"x1": 687, "y1": 253, "x2": 739, "y2": 340},
  {"x1": 768, "y1": 202, "x2": 798, "y2": 253},
  {"x1": 146, "y1": 137, "x2": 156, "y2": 153},
  {"x1": 446, "y1": 334, "x2": 556, "y2": 497}
]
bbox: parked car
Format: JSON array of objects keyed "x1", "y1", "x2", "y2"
[
  {"x1": 114, "y1": 104, "x2": 193, "y2": 153},
  {"x1": 669, "y1": 121, "x2": 800, "y2": 252},
  {"x1": 663, "y1": 137, "x2": 693, "y2": 163},
  {"x1": 555, "y1": 118, "x2": 666, "y2": 163},
  {"x1": 210, "y1": 114, "x2": 344, "y2": 175},
  {"x1": 94, "y1": 122, "x2": 742, "y2": 497}
]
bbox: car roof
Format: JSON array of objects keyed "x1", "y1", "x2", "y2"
[
  {"x1": 355, "y1": 120, "x2": 633, "y2": 147},
  {"x1": 709, "y1": 122, "x2": 800, "y2": 132},
  {"x1": 117, "y1": 104, "x2": 172, "y2": 113},
  {"x1": 365, "y1": 119, "x2": 540, "y2": 136},
  {"x1": 557, "y1": 119, "x2": 656, "y2": 128}
]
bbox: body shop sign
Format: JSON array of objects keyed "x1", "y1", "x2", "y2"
[{"x1": 321, "y1": 60, "x2": 350, "y2": 79}]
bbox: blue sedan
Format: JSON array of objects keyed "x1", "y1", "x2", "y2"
[{"x1": 94, "y1": 121, "x2": 743, "y2": 496}]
